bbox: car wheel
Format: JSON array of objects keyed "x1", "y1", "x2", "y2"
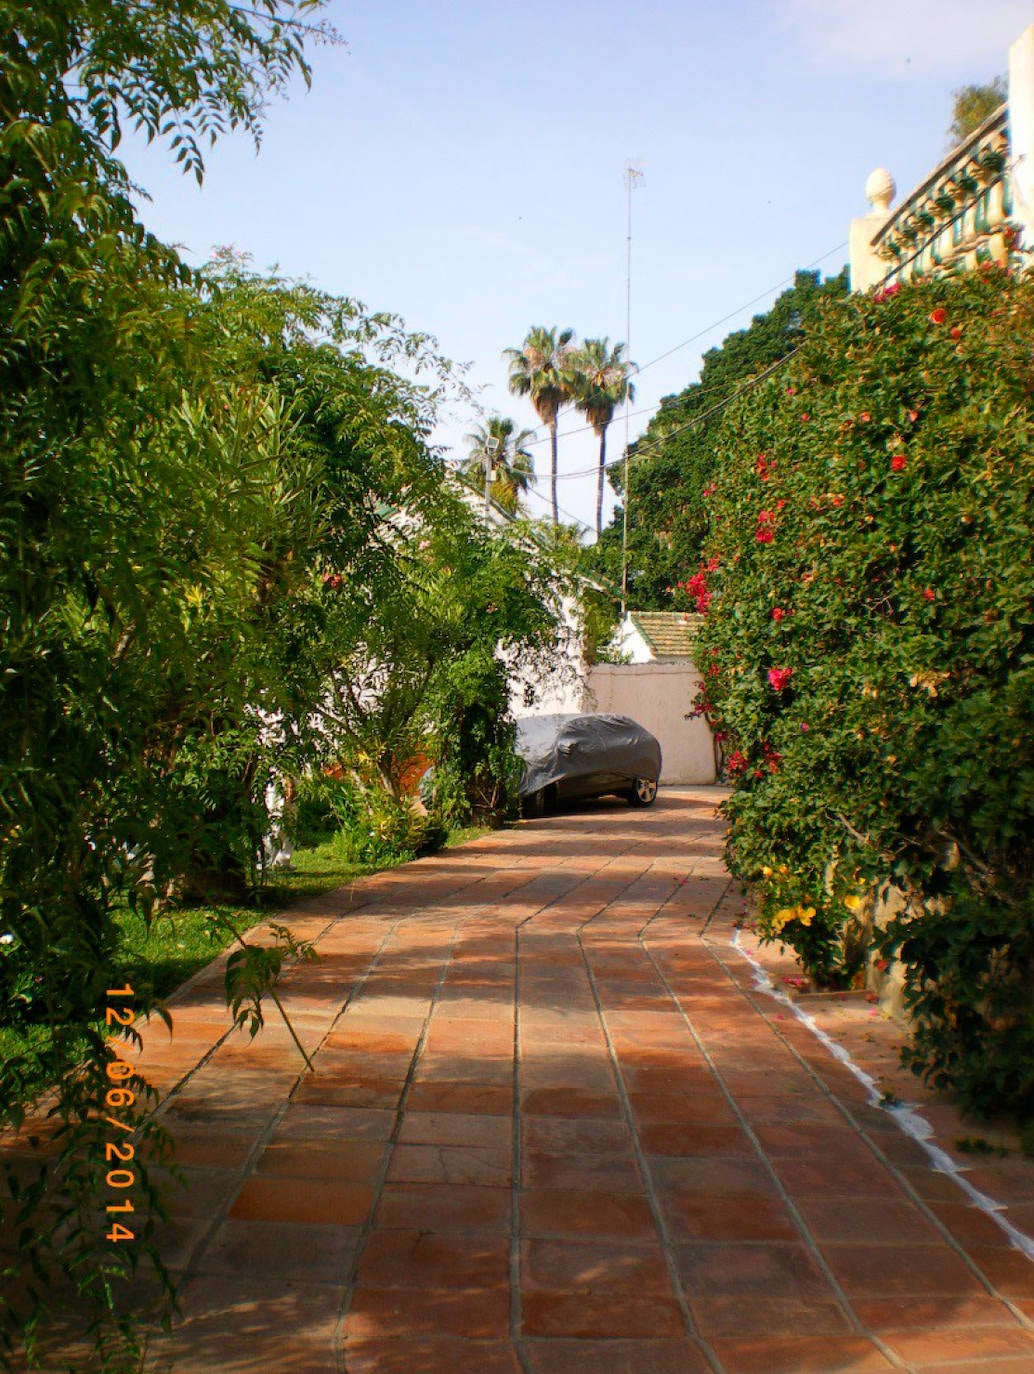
[{"x1": 627, "y1": 776, "x2": 658, "y2": 807}]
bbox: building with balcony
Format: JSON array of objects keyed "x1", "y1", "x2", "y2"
[{"x1": 850, "y1": 23, "x2": 1034, "y2": 292}]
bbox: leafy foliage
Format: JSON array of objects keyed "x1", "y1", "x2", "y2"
[
  {"x1": 690, "y1": 266, "x2": 1034, "y2": 1120},
  {"x1": 948, "y1": 77, "x2": 1006, "y2": 145},
  {"x1": 588, "y1": 269, "x2": 849, "y2": 607}
]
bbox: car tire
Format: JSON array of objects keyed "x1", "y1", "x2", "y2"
[{"x1": 627, "y1": 776, "x2": 658, "y2": 807}]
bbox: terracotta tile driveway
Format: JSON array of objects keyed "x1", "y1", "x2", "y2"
[{"x1": 139, "y1": 787, "x2": 1034, "y2": 1373}]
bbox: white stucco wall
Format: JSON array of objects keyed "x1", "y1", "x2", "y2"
[{"x1": 585, "y1": 662, "x2": 716, "y2": 785}]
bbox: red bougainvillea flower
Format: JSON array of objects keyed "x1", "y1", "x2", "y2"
[
  {"x1": 772, "y1": 607, "x2": 785, "y2": 621},
  {"x1": 831, "y1": 494, "x2": 844, "y2": 506},
  {"x1": 891, "y1": 454, "x2": 907, "y2": 472},
  {"x1": 786, "y1": 385, "x2": 795, "y2": 396},
  {"x1": 929, "y1": 307, "x2": 946, "y2": 325},
  {"x1": 922, "y1": 588, "x2": 935, "y2": 601},
  {"x1": 767, "y1": 667, "x2": 793, "y2": 691},
  {"x1": 706, "y1": 557, "x2": 720, "y2": 572},
  {"x1": 950, "y1": 325, "x2": 963, "y2": 339},
  {"x1": 755, "y1": 527, "x2": 774, "y2": 544},
  {"x1": 726, "y1": 750, "x2": 747, "y2": 775},
  {"x1": 907, "y1": 409, "x2": 919, "y2": 423},
  {"x1": 859, "y1": 411, "x2": 870, "y2": 422},
  {"x1": 800, "y1": 412, "x2": 810, "y2": 423},
  {"x1": 799, "y1": 721, "x2": 809, "y2": 732}
]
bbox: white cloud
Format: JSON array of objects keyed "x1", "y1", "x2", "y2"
[{"x1": 778, "y1": 0, "x2": 1034, "y2": 77}]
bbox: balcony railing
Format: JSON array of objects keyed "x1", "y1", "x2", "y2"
[{"x1": 871, "y1": 105, "x2": 1017, "y2": 285}]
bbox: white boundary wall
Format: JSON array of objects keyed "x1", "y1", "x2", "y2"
[{"x1": 585, "y1": 662, "x2": 716, "y2": 785}]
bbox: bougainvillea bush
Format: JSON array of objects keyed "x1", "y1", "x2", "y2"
[{"x1": 689, "y1": 266, "x2": 1034, "y2": 1120}]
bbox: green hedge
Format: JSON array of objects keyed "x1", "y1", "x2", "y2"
[{"x1": 691, "y1": 265, "x2": 1034, "y2": 1121}]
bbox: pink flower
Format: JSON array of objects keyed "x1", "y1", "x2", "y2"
[{"x1": 767, "y1": 667, "x2": 793, "y2": 692}]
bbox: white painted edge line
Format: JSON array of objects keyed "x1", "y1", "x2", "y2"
[{"x1": 731, "y1": 929, "x2": 1034, "y2": 1262}]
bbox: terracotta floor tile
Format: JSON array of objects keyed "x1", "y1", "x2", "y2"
[
  {"x1": 521, "y1": 1238, "x2": 671, "y2": 1294},
  {"x1": 254, "y1": 1139, "x2": 387, "y2": 1182},
  {"x1": 961, "y1": 1244, "x2": 1034, "y2": 1298},
  {"x1": 357, "y1": 1228, "x2": 510, "y2": 1288},
  {"x1": 521, "y1": 1088, "x2": 623, "y2": 1118},
  {"x1": 772, "y1": 1154, "x2": 910, "y2": 1200},
  {"x1": 659, "y1": 1192, "x2": 799, "y2": 1242},
  {"x1": 343, "y1": 1284, "x2": 509, "y2": 1340},
  {"x1": 229, "y1": 1176, "x2": 374, "y2": 1226},
  {"x1": 673, "y1": 1242, "x2": 836, "y2": 1303},
  {"x1": 521, "y1": 1150, "x2": 643, "y2": 1194},
  {"x1": 196, "y1": 1218, "x2": 359, "y2": 1279},
  {"x1": 273, "y1": 1105, "x2": 396, "y2": 1142},
  {"x1": 152, "y1": 1166, "x2": 240, "y2": 1219},
  {"x1": 521, "y1": 1291, "x2": 684, "y2": 1338},
  {"x1": 711, "y1": 1333, "x2": 896, "y2": 1373},
  {"x1": 406, "y1": 1080, "x2": 513, "y2": 1114},
  {"x1": 342, "y1": 1339, "x2": 523, "y2": 1374},
  {"x1": 820, "y1": 1241, "x2": 988, "y2": 1297},
  {"x1": 648, "y1": 1156, "x2": 779, "y2": 1197},
  {"x1": 375, "y1": 1182, "x2": 511, "y2": 1233},
  {"x1": 291, "y1": 1076, "x2": 404, "y2": 1110},
  {"x1": 155, "y1": 1276, "x2": 341, "y2": 1373},
  {"x1": 794, "y1": 1196, "x2": 943, "y2": 1244},
  {"x1": 852, "y1": 1294, "x2": 1022, "y2": 1331},
  {"x1": 884, "y1": 1325, "x2": 1034, "y2": 1365},
  {"x1": 387, "y1": 1143, "x2": 512, "y2": 1186},
  {"x1": 520, "y1": 1189, "x2": 657, "y2": 1240},
  {"x1": 397, "y1": 1111, "x2": 511, "y2": 1149},
  {"x1": 689, "y1": 1294, "x2": 853, "y2": 1339},
  {"x1": 913, "y1": 1361, "x2": 1034, "y2": 1374},
  {"x1": 524, "y1": 1337, "x2": 714, "y2": 1374},
  {"x1": 522, "y1": 1117, "x2": 631, "y2": 1156}
]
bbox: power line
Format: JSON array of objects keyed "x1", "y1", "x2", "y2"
[
  {"x1": 634, "y1": 240, "x2": 847, "y2": 375},
  {"x1": 511, "y1": 239, "x2": 848, "y2": 449}
]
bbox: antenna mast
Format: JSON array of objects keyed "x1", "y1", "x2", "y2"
[{"x1": 620, "y1": 161, "x2": 643, "y2": 617}]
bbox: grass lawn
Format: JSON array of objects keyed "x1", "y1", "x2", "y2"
[{"x1": 0, "y1": 825, "x2": 487, "y2": 1108}]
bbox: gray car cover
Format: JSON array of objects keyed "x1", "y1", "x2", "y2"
[{"x1": 516, "y1": 713, "x2": 662, "y2": 798}]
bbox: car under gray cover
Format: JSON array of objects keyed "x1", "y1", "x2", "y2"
[{"x1": 516, "y1": 712, "x2": 662, "y2": 811}]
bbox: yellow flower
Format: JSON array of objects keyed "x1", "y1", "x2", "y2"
[
  {"x1": 844, "y1": 893, "x2": 864, "y2": 912},
  {"x1": 771, "y1": 907, "x2": 795, "y2": 932},
  {"x1": 778, "y1": 864, "x2": 789, "y2": 875},
  {"x1": 761, "y1": 865, "x2": 773, "y2": 878},
  {"x1": 796, "y1": 906, "x2": 816, "y2": 927}
]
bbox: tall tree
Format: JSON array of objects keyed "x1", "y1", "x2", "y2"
[
  {"x1": 462, "y1": 416, "x2": 536, "y2": 515},
  {"x1": 504, "y1": 326, "x2": 575, "y2": 525},
  {"x1": 570, "y1": 338, "x2": 636, "y2": 536}
]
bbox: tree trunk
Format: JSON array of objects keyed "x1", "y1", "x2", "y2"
[
  {"x1": 596, "y1": 426, "x2": 607, "y2": 536},
  {"x1": 550, "y1": 421, "x2": 559, "y2": 525}
]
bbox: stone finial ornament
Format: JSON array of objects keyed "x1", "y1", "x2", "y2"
[{"x1": 865, "y1": 167, "x2": 896, "y2": 214}]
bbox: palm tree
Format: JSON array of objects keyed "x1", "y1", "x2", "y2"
[
  {"x1": 462, "y1": 416, "x2": 536, "y2": 516},
  {"x1": 569, "y1": 337, "x2": 636, "y2": 536},
  {"x1": 504, "y1": 327, "x2": 575, "y2": 526}
]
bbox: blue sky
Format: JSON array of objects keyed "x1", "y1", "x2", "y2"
[{"x1": 120, "y1": 0, "x2": 1034, "y2": 532}]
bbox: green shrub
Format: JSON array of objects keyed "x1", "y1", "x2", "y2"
[{"x1": 692, "y1": 265, "x2": 1034, "y2": 1121}]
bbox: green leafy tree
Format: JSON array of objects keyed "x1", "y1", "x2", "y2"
[
  {"x1": 691, "y1": 266, "x2": 1034, "y2": 1123},
  {"x1": 589, "y1": 269, "x2": 848, "y2": 607},
  {"x1": 462, "y1": 416, "x2": 536, "y2": 514},
  {"x1": 948, "y1": 77, "x2": 1006, "y2": 145},
  {"x1": 504, "y1": 326, "x2": 575, "y2": 526},
  {"x1": 569, "y1": 338, "x2": 635, "y2": 535}
]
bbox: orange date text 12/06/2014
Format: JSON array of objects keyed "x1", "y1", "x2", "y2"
[{"x1": 102, "y1": 983, "x2": 139, "y2": 1243}]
